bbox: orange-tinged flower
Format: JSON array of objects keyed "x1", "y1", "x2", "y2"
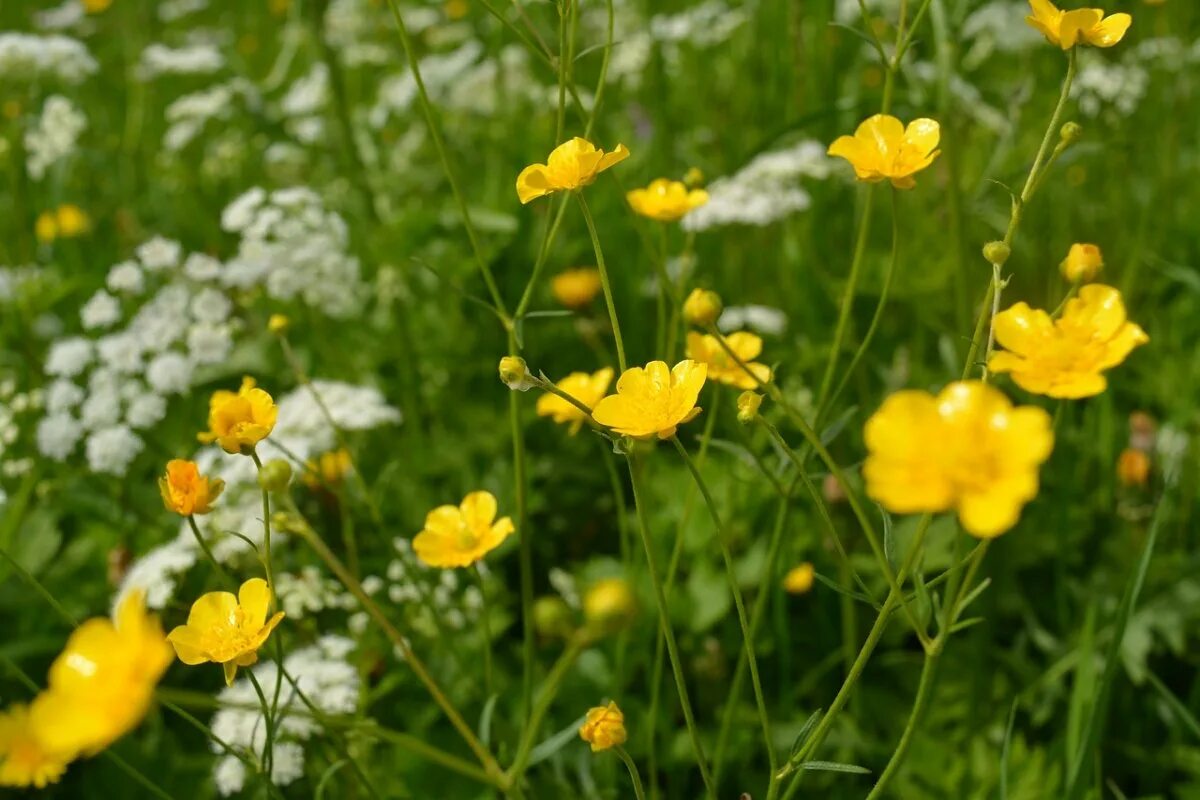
[
  {"x1": 1116, "y1": 448, "x2": 1151, "y2": 487},
  {"x1": 551, "y1": 268, "x2": 603, "y2": 309},
  {"x1": 516, "y1": 138, "x2": 629, "y2": 204},
  {"x1": 988, "y1": 285, "x2": 1149, "y2": 398},
  {"x1": 686, "y1": 331, "x2": 771, "y2": 389},
  {"x1": 626, "y1": 178, "x2": 708, "y2": 222},
  {"x1": 0, "y1": 704, "x2": 70, "y2": 789},
  {"x1": 591, "y1": 360, "x2": 707, "y2": 440},
  {"x1": 30, "y1": 591, "x2": 173, "y2": 758},
  {"x1": 198, "y1": 376, "x2": 278, "y2": 454},
  {"x1": 782, "y1": 563, "x2": 815, "y2": 594},
  {"x1": 536, "y1": 368, "x2": 613, "y2": 434},
  {"x1": 828, "y1": 115, "x2": 940, "y2": 189},
  {"x1": 1025, "y1": 0, "x2": 1131, "y2": 49},
  {"x1": 413, "y1": 491, "x2": 515, "y2": 568},
  {"x1": 579, "y1": 701, "x2": 626, "y2": 752},
  {"x1": 167, "y1": 578, "x2": 285, "y2": 685},
  {"x1": 864, "y1": 381, "x2": 1054, "y2": 538},
  {"x1": 160, "y1": 459, "x2": 224, "y2": 516},
  {"x1": 1060, "y1": 243, "x2": 1104, "y2": 283}
]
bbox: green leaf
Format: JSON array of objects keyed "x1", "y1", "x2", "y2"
[
  {"x1": 801, "y1": 760, "x2": 871, "y2": 775},
  {"x1": 787, "y1": 708, "x2": 823, "y2": 761},
  {"x1": 527, "y1": 714, "x2": 587, "y2": 767}
]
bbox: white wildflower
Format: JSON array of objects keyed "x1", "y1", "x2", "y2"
[
  {"x1": 80, "y1": 290, "x2": 121, "y2": 330},
  {"x1": 183, "y1": 252, "x2": 223, "y2": 282},
  {"x1": 719, "y1": 305, "x2": 788, "y2": 337},
  {"x1": 137, "y1": 236, "x2": 183, "y2": 271},
  {"x1": 186, "y1": 323, "x2": 233, "y2": 365},
  {"x1": 138, "y1": 42, "x2": 224, "y2": 79},
  {"x1": 45, "y1": 379, "x2": 84, "y2": 414},
  {"x1": 36, "y1": 412, "x2": 82, "y2": 460},
  {"x1": 24, "y1": 95, "x2": 87, "y2": 180},
  {"x1": 0, "y1": 33, "x2": 97, "y2": 84},
  {"x1": 190, "y1": 287, "x2": 232, "y2": 323},
  {"x1": 80, "y1": 386, "x2": 122, "y2": 430},
  {"x1": 114, "y1": 537, "x2": 198, "y2": 611},
  {"x1": 145, "y1": 351, "x2": 193, "y2": 395},
  {"x1": 85, "y1": 424, "x2": 143, "y2": 475},
  {"x1": 106, "y1": 260, "x2": 145, "y2": 294},
  {"x1": 96, "y1": 332, "x2": 144, "y2": 374},
  {"x1": 45, "y1": 337, "x2": 93, "y2": 377},
  {"x1": 126, "y1": 393, "x2": 167, "y2": 429}
]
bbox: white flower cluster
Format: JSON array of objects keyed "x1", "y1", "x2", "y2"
[
  {"x1": 0, "y1": 265, "x2": 47, "y2": 303},
  {"x1": 650, "y1": 0, "x2": 747, "y2": 48},
  {"x1": 158, "y1": 0, "x2": 209, "y2": 23},
  {"x1": 164, "y1": 79, "x2": 260, "y2": 152},
  {"x1": 138, "y1": 42, "x2": 225, "y2": 79},
  {"x1": 0, "y1": 380, "x2": 41, "y2": 475},
  {"x1": 324, "y1": 0, "x2": 391, "y2": 67},
  {"x1": 385, "y1": 538, "x2": 483, "y2": 634},
  {"x1": 0, "y1": 33, "x2": 97, "y2": 84},
  {"x1": 275, "y1": 566, "x2": 357, "y2": 619},
  {"x1": 33, "y1": 1, "x2": 89, "y2": 35},
  {"x1": 221, "y1": 187, "x2": 366, "y2": 317},
  {"x1": 682, "y1": 140, "x2": 834, "y2": 231},
  {"x1": 1073, "y1": 52, "x2": 1149, "y2": 119},
  {"x1": 278, "y1": 64, "x2": 329, "y2": 144},
  {"x1": 210, "y1": 636, "x2": 361, "y2": 796},
  {"x1": 370, "y1": 40, "x2": 485, "y2": 127},
  {"x1": 718, "y1": 305, "x2": 788, "y2": 337},
  {"x1": 25, "y1": 95, "x2": 87, "y2": 181}
]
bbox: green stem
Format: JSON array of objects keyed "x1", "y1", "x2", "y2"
[
  {"x1": 626, "y1": 456, "x2": 716, "y2": 798},
  {"x1": 186, "y1": 515, "x2": 233, "y2": 585},
  {"x1": 576, "y1": 193, "x2": 627, "y2": 372},
  {"x1": 246, "y1": 669, "x2": 278, "y2": 780},
  {"x1": 506, "y1": 634, "x2": 589, "y2": 781},
  {"x1": 616, "y1": 747, "x2": 648, "y2": 800},
  {"x1": 863, "y1": 647, "x2": 942, "y2": 799},
  {"x1": 473, "y1": 565, "x2": 494, "y2": 699},
  {"x1": 249, "y1": 451, "x2": 275, "y2": 604},
  {"x1": 514, "y1": 195, "x2": 572, "y2": 321},
  {"x1": 508, "y1": 352, "x2": 535, "y2": 724}
]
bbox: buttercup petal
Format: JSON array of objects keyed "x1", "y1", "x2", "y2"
[
  {"x1": 726, "y1": 331, "x2": 764, "y2": 361},
  {"x1": 167, "y1": 626, "x2": 211, "y2": 665},
  {"x1": 424, "y1": 505, "x2": 464, "y2": 537},
  {"x1": 1097, "y1": 322, "x2": 1149, "y2": 370},
  {"x1": 993, "y1": 303, "x2": 1053, "y2": 355},
  {"x1": 957, "y1": 488, "x2": 1024, "y2": 538},
  {"x1": 223, "y1": 661, "x2": 238, "y2": 686},
  {"x1": 1088, "y1": 13, "x2": 1131, "y2": 47},
  {"x1": 186, "y1": 591, "x2": 238, "y2": 629},
  {"x1": 903, "y1": 118, "x2": 941, "y2": 156},
  {"x1": 596, "y1": 143, "x2": 630, "y2": 172},
  {"x1": 516, "y1": 164, "x2": 554, "y2": 204},
  {"x1": 238, "y1": 578, "x2": 271, "y2": 629},
  {"x1": 461, "y1": 491, "x2": 498, "y2": 529}
]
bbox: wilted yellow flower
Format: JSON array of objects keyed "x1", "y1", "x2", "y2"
[
  {"x1": 551, "y1": 268, "x2": 603, "y2": 309},
  {"x1": 159, "y1": 459, "x2": 224, "y2": 516},
  {"x1": 303, "y1": 449, "x2": 353, "y2": 488},
  {"x1": 828, "y1": 115, "x2": 940, "y2": 189},
  {"x1": 583, "y1": 577, "x2": 636, "y2": 630},
  {"x1": 413, "y1": 491, "x2": 515, "y2": 568},
  {"x1": 988, "y1": 285, "x2": 1149, "y2": 398},
  {"x1": 864, "y1": 381, "x2": 1054, "y2": 538},
  {"x1": 592, "y1": 360, "x2": 707, "y2": 440},
  {"x1": 516, "y1": 138, "x2": 630, "y2": 204},
  {"x1": 267, "y1": 313, "x2": 290, "y2": 334},
  {"x1": 1117, "y1": 448, "x2": 1151, "y2": 487},
  {"x1": 536, "y1": 368, "x2": 613, "y2": 434},
  {"x1": 1025, "y1": 0, "x2": 1131, "y2": 49},
  {"x1": 737, "y1": 391, "x2": 763, "y2": 424},
  {"x1": 198, "y1": 377, "x2": 278, "y2": 454},
  {"x1": 168, "y1": 578, "x2": 285, "y2": 686},
  {"x1": 682, "y1": 288, "x2": 722, "y2": 326},
  {"x1": 31, "y1": 591, "x2": 173, "y2": 758},
  {"x1": 626, "y1": 178, "x2": 709, "y2": 222},
  {"x1": 0, "y1": 705, "x2": 70, "y2": 789},
  {"x1": 579, "y1": 701, "x2": 627, "y2": 752},
  {"x1": 782, "y1": 563, "x2": 815, "y2": 594},
  {"x1": 686, "y1": 331, "x2": 771, "y2": 389},
  {"x1": 1060, "y1": 243, "x2": 1104, "y2": 283}
]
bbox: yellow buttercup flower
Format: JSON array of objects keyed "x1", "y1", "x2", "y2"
[
  {"x1": 591, "y1": 360, "x2": 707, "y2": 440},
  {"x1": 31, "y1": 591, "x2": 173, "y2": 758},
  {"x1": 579, "y1": 701, "x2": 627, "y2": 752},
  {"x1": 1025, "y1": 0, "x2": 1131, "y2": 49},
  {"x1": 626, "y1": 178, "x2": 709, "y2": 222},
  {"x1": 159, "y1": 459, "x2": 225, "y2": 516},
  {"x1": 168, "y1": 578, "x2": 285, "y2": 686},
  {"x1": 34, "y1": 205, "x2": 92, "y2": 244},
  {"x1": 828, "y1": 114, "x2": 941, "y2": 189},
  {"x1": 782, "y1": 562, "x2": 815, "y2": 595},
  {"x1": 682, "y1": 288, "x2": 722, "y2": 327},
  {"x1": 303, "y1": 448, "x2": 353, "y2": 488},
  {"x1": 267, "y1": 313, "x2": 290, "y2": 334},
  {"x1": 536, "y1": 368, "x2": 613, "y2": 434},
  {"x1": 1060, "y1": 243, "x2": 1104, "y2": 283},
  {"x1": 198, "y1": 376, "x2": 278, "y2": 454},
  {"x1": 582, "y1": 577, "x2": 637, "y2": 630},
  {"x1": 863, "y1": 381, "x2": 1054, "y2": 538},
  {"x1": 0, "y1": 705, "x2": 70, "y2": 789},
  {"x1": 737, "y1": 390, "x2": 763, "y2": 424},
  {"x1": 413, "y1": 491, "x2": 515, "y2": 568},
  {"x1": 516, "y1": 138, "x2": 630, "y2": 204},
  {"x1": 988, "y1": 285, "x2": 1149, "y2": 398},
  {"x1": 551, "y1": 268, "x2": 603, "y2": 309},
  {"x1": 686, "y1": 331, "x2": 771, "y2": 389}
]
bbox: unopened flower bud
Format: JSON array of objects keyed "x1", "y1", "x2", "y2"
[
  {"x1": 1060, "y1": 243, "x2": 1103, "y2": 283},
  {"x1": 498, "y1": 356, "x2": 536, "y2": 391},
  {"x1": 737, "y1": 391, "x2": 763, "y2": 424},
  {"x1": 982, "y1": 241, "x2": 1011, "y2": 267},
  {"x1": 258, "y1": 458, "x2": 293, "y2": 492},
  {"x1": 1059, "y1": 121, "x2": 1083, "y2": 146},
  {"x1": 583, "y1": 577, "x2": 637, "y2": 633},
  {"x1": 683, "y1": 288, "x2": 722, "y2": 326},
  {"x1": 268, "y1": 314, "x2": 290, "y2": 334},
  {"x1": 782, "y1": 562, "x2": 815, "y2": 595},
  {"x1": 683, "y1": 166, "x2": 705, "y2": 188},
  {"x1": 532, "y1": 596, "x2": 574, "y2": 639},
  {"x1": 1116, "y1": 448, "x2": 1151, "y2": 488}
]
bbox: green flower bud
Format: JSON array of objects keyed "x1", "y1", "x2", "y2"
[
  {"x1": 982, "y1": 241, "x2": 1011, "y2": 267},
  {"x1": 258, "y1": 458, "x2": 293, "y2": 493}
]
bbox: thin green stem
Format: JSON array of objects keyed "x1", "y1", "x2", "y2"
[
  {"x1": 576, "y1": 193, "x2": 627, "y2": 372},
  {"x1": 863, "y1": 647, "x2": 942, "y2": 799},
  {"x1": 616, "y1": 747, "x2": 648, "y2": 800},
  {"x1": 509, "y1": 358, "x2": 535, "y2": 724},
  {"x1": 506, "y1": 634, "x2": 589, "y2": 781},
  {"x1": 473, "y1": 565, "x2": 495, "y2": 699},
  {"x1": 186, "y1": 515, "x2": 233, "y2": 585},
  {"x1": 249, "y1": 451, "x2": 275, "y2": 603},
  {"x1": 246, "y1": 669, "x2": 278, "y2": 780},
  {"x1": 514, "y1": 195, "x2": 572, "y2": 321}
]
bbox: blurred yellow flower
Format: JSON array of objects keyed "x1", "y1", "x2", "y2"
[
  {"x1": 783, "y1": 563, "x2": 815, "y2": 594},
  {"x1": 1060, "y1": 243, "x2": 1104, "y2": 283},
  {"x1": 579, "y1": 701, "x2": 627, "y2": 752},
  {"x1": 413, "y1": 491, "x2": 515, "y2": 568},
  {"x1": 516, "y1": 138, "x2": 629, "y2": 204},
  {"x1": 267, "y1": 313, "x2": 290, "y2": 334},
  {"x1": 583, "y1": 577, "x2": 636, "y2": 630},
  {"x1": 988, "y1": 285, "x2": 1149, "y2": 398},
  {"x1": 160, "y1": 459, "x2": 224, "y2": 516},
  {"x1": 737, "y1": 390, "x2": 763, "y2": 424},
  {"x1": 303, "y1": 449, "x2": 353, "y2": 488},
  {"x1": 686, "y1": 331, "x2": 771, "y2": 389},
  {"x1": 31, "y1": 591, "x2": 173, "y2": 758},
  {"x1": 168, "y1": 578, "x2": 285, "y2": 686},
  {"x1": 864, "y1": 381, "x2": 1054, "y2": 538},
  {"x1": 551, "y1": 268, "x2": 603, "y2": 309},
  {"x1": 828, "y1": 115, "x2": 940, "y2": 189},
  {"x1": 682, "y1": 288, "x2": 722, "y2": 327},
  {"x1": 35, "y1": 205, "x2": 91, "y2": 244},
  {"x1": 82, "y1": 0, "x2": 113, "y2": 11},
  {"x1": 592, "y1": 360, "x2": 707, "y2": 440},
  {"x1": 0, "y1": 705, "x2": 69, "y2": 789},
  {"x1": 1025, "y1": 0, "x2": 1131, "y2": 49},
  {"x1": 626, "y1": 178, "x2": 709, "y2": 222},
  {"x1": 1116, "y1": 448, "x2": 1151, "y2": 487},
  {"x1": 536, "y1": 368, "x2": 613, "y2": 434},
  {"x1": 198, "y1": 377, "x2": 278, "y2": 454}
]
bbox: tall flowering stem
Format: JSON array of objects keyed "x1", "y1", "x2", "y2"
[
  {"x1": 186, "y1": 515, "x2": 232, "y2": 585},
  {"x1": 249, "y1": 451, "x2": 276, "y2": 604},
  {"x1": 576, "y1": 193, "x2": 628, "y2": 372}
]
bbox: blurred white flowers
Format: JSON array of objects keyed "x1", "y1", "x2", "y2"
[
  {"x1": 0, "y1": 33, "x2": 96, "y2": 83},
  {"x1": 25, "y1": 95, "x2": 86, "y2": 180}
]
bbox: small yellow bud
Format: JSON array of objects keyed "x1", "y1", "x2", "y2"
[
  {"x1": 1059, "y1": 122, "x2": 1083, "y2": 146},
  {"x1": 582, "y1": 577, "x2": 636, "y2": 632},
  {"x1": 532, "y1": 596, "x2": 574, "y2": 639},
  {"x1": 683, "y1": 166, "x2": 705, "y2": 188},
  {"x1": 579, "y1": 701, "x2": 627, "y2": 752},
  {"x1": 1060, "y1": 243, "x2": 1103, "y2": 283},
  {"x1": 783, "y1": 562, "x2": 815, "y2": 594},
  {"x1": 257, "y1": 459, "x2": 293, "y2": 492},
  {"x1": 1116, "y1": 448, "x2": 1151, "y2": 488},
  {"x1": 682, "y1": 288, "x2": 722, "y2": 327},
  {"x1": 267, "y1": 314, "x2": 290, "y2": 334},
  {"x1": 498, "y1": 356, "x2": 536, "y2": 392},
  {"x1": 737, "y1": 391, "x2": 763, "y2": 424},
  {"x1": 982, "y1": 241, "x2": 1011, "y2": 267}
]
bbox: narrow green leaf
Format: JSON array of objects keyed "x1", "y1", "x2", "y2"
[
  {"x1": 527, "y1": 714, "x2": 587, "y2": 767},
  {"x1": 801, "y1": 760, "x2": 871, "y2": 775}
]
